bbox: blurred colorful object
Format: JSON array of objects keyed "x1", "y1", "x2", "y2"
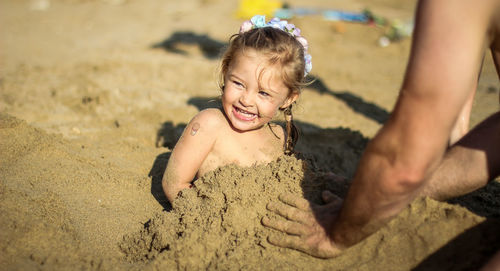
[
  {"x1": 236, "y1": 0, "x2": 283, "y2": 19},
  {"x1": 275, "y1": 7, "x2": 368, "y2": 23},
  {"x1": 274, "y1": 7, "x2": 413, "y2": 45},
  {"x1": 236, "y1": 2, "x2": 413, "y2": 46}
]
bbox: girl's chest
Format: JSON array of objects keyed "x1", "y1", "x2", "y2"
[{"x1": 198, "y1": 130, "x2": 283, "y2": 176}]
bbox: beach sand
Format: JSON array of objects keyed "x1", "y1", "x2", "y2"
[{"x1": 1, "y1": 0, "x2": 499, "y2": 270}]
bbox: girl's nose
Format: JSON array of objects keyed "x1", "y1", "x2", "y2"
[{"x1": 239, "y1": 90, "x2": 255, "y2": 107}]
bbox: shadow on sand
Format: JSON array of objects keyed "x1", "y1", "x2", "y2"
[
  {"x1": 306, "y1": 75, "x2": 390, "y2": 124},
  {"x1": 413, "y1": 218, "x2": 500, "y2": 271},
  {"x1": 151, "y1": 31, "x2": 227, "y2": 59}
]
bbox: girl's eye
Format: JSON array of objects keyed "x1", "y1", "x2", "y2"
[
  {"x1": 259, "y1": 90, "x2": 270, "y2": 97},
  {"x1": 232, "y1": 80, "x2": 244, "y2": 88}
]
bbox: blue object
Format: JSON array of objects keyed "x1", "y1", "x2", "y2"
[
  {"x1": 323, "y1": 10, "x2": 368, "y2": 22},
  {"x1": 275, "y1": 8, "x2": 318, "y2": 19},
  {"x1": 275, "y1": 8, "x2": 369, "y2": 23}
]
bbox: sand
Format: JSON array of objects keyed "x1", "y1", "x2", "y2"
[{"x1": 1, "y1": 0, "x2": 500, "y2": 270}]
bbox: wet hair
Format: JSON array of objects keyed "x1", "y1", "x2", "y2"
[{"x1": 219, "y1": 27, "x2": 308, "y2": 154}]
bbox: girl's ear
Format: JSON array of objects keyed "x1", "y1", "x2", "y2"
[{"x1": 281, "y1": 92, "x2": 299, "y2": 109}]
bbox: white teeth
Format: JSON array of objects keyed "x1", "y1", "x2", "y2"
[{"x1": 236, "y1": 107, "x2": 255, "y2": 116}]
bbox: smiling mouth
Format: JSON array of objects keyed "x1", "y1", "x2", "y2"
[{"x1": 232, "y1": 106, "x2": 257, "y2": 121}]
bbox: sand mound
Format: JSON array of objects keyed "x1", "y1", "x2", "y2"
[
  {"x1": 120, "y1": 153, "x2": 500, "y2": 270},
  {"x1": 2, "y1": 113, "x2": 500, "y2": 270},
  {"x1": 0, "y1": 114, "x2": 149, "y2": 269}
]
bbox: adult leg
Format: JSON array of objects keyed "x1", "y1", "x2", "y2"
[
  {"x1": 449, "y1": 89, "x2": 476, "y2": 145},
  {"x1": 481, "y1": 250, "x2": 500, "y2": 271},
  {"x1": 421, "y1": 111, "x2": 500, "y2": 201}
]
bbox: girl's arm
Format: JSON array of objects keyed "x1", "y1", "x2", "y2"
[{"x1": 162, "y1": 109, "x2": 220, "y2": 203}]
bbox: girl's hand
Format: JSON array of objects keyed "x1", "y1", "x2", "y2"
[{"x1": 262, "y1": 191, "x2": 344, "y2": 258}]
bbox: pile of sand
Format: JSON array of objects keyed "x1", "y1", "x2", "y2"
[
  {"x1": 3, "y1": 114, "x2": 498, "y2": 270},
  {"x1": 121, "y1": 146, "x2": 500, "y2": 270}
]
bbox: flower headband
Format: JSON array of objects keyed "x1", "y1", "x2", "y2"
[{"x1": 239, "y1": 15, "x2": 312, "y2": 77}]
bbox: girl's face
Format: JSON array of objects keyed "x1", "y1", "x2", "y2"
[{"x1": 222, "y1": 49, "x2": 298, "y2": 132}]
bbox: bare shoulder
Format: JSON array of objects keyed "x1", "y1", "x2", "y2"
[
  {"x1": 192, "y1": 108, "x2": 226, "y2": 124},
  {"x1": 188, "y1": 108, "x2": 227, "y2": 133}
]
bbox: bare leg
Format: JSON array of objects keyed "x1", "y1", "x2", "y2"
[
  {"x1": 481, "y1": 250, "x2": 500, "y2": 271},
  {"x1": 449, "y1": 89, "x2": 476, "y2": 145},
  {"x1": 421, "y1": 111, "x2": 500, "y2": 201}
]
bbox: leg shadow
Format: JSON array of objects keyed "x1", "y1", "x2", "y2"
[
  {"x1": 306, "y1": 75, "x2": 390, "y2": 124},
  {"x1": 151, "y1": 31, "x2": 227, "y2": 59},
  {"x1": 413, "y1": 219, "x2": 500, "y2": 271}
]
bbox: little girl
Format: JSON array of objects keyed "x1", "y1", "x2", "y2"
[{"x1": 162, "y1": 15, "x2": 313, "y2": 203}]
